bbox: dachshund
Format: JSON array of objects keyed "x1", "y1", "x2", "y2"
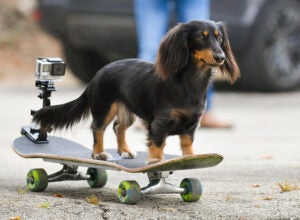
[{"x1": 33, "y1": 20, "x2": 240, "y2": 164}]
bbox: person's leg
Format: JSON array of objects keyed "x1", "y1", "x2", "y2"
[
  {"x1": 134, "y1": 0, "x2": 172, "y2": 130},
  {"x1": 177, "y1": 0, "x2": 213, "y2": 112},
  {"x1": 176, "y1": 0, "x2": 210, "y2": 22},
  {"x1": 134, "y1": 0, "x2": 171, "y2": 61},
  {"x1": 200, "y1": 84, "x2": 232, "y2": 129},
  {"x1": 176, "y1": 0, "x2": 232, "y2": 128},
  {"x1": 205, "y1": 84, "x2": 213, "y2": 111}
]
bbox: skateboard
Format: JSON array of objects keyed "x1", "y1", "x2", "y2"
[{"x1": 12, "y1": 133, "x2": 223, "y2": 204}]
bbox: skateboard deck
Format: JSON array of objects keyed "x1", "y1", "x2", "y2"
[{"x1": 12, "y1": 136, "x2": 223, "y2": 173}]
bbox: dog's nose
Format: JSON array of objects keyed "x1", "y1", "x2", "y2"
[{"x1": 213, "y1": 54, "x2": 225, "y2": 63}]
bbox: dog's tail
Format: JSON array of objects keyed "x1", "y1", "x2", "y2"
[{"x1": 32, "y1": 88, "x2": 90, "y2": 130}]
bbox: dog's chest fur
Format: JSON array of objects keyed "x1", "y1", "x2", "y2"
[{"x1": 149, "y1": 67, "x2": 212, "y2": 135}]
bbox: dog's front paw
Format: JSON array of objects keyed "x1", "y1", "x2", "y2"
[
  {"x1": 92, "y1": 152, "x2": 113, "y2": 161},
  {"x1": 147, "y1": 158, "x2": 162, "y2": 165},
  {"x1": 120, "y1": 150, "x2": 137, "y2": 159}
]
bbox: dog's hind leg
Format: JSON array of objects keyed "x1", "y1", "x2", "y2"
[
  {"x1": 113, "y1": 102, "x2": 137, "y2": 159},
  {"x1": 91, "y1": 102, "x2": 117, "y2": 160}
]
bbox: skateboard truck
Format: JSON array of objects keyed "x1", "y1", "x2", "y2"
[
  {"x1": 141, "y1": 171, "x2": 185, "y2": 195},
  {"x1": 118, "y1": 170, "x2": 202, "y2": 204},
  {"x1": 21, "y1": 58, "x2": 66, "y2": 144},
  {"x1": 47, "y1": 165, "x2": 91, "y2": 182}
]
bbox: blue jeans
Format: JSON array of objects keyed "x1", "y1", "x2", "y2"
[{"x1": 134, "y1": 0, "x2": 213, "y2": 111}]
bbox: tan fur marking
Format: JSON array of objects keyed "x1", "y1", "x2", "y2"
[
  {"x1": 93, "y1": 103, "x2": 117, "y2": 156},
  {"x1": 180, "y1": 134, "x2": 194, "y2": 156},
  {"x1": 114, "y1": 102, "x2": 136, "y2": 155},
  {"x1": 193, "y1": 49, "x2": 215, "y2": 65},
  {"x1": 148, "y1": 142, "x2": 166, "y2": 162},
  {"x1": 214, "y1": 30, "x2": 219, "y2": 36},
  {"x1": 115, "y1": 124, "x2": 130, "y2": 154},
  {"x1": 104, "y1": 103, "x2": 117, "y2": 126},
  {"x1": 203, "y1": 31, "x2": 209, "y2": 36},
  {"x1": 194, "y1": 60, "x2": 210, "y2": 72},
  {"x1": 170, "y1": 109, "x2": 190, "y2": 119},
  {"x1": 93, "y1": 130, "x2": 104, "y2": 155}
]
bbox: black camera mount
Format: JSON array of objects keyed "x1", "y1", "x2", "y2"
[
  {"x1": 35, "y1": 80, "x2": 56, "y2": 108},
  {"x1": 21, "y1": 80, "x2": 57, "y2": 144}
]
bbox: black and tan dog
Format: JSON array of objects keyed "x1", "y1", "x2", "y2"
[{"x1": 33, "y1": 20, "x2": 240, "y2": 164}]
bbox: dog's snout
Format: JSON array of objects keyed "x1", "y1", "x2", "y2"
[{"x1": 213, "y1": 54, "x2": 225, "y2": 64}]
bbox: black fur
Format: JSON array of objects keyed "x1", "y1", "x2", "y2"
[
  {"x1": 33, "y1": 89, "x2": 90, "y2": 130},
  {"x1": 33, "y1": 20, "x2": 240, "y2": 161}
]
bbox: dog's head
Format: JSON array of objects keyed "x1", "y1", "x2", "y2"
[{"x1": 155, "y1": 20, "x2": 240, "y2": 83}]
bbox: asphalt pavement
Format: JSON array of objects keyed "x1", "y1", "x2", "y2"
[{"x1": 0, "y1": 82, "x2": 299, "y2": 220}]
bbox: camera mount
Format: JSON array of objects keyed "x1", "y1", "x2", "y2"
[
  {"x1": 35, "y1": 80, "x2": 56, "y2": 108},
  {"x1": 21, "y1": 80, "x2": 57, "y2": 143},
  {"x1": 21, "y1": 57, "x2": 66, "y2": 144}
]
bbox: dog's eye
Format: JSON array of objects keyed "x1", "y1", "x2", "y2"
[
  {"x1": 196, "y1": 34, "x2": 206, "y2": 41},
  {"x1": 216, "y1": 35, "x2": 223, "y2": 43}
]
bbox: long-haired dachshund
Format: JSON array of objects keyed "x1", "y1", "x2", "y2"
[{"x1": 33, "y1": 20, "x2": 240, "y2": 164}]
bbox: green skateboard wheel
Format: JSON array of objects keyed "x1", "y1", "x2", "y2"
[
  {"x1": 180, "y1": 178, "x2": 202, "y2": 202},
  {"x1": 27, "y1": 168, "x2": 48, "y2": 192},
  {"x1": 118, "y1": 180, "x2": 141, "y2": 204},
  {"x1": 87, "y1": 168, "x2": 107, "y2": 188}
]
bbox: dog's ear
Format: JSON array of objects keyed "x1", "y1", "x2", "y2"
[
  {"x1": 155, "y1": 24, "x2": 189, "y2": 80},
  {"x1": 217, "y1": 22, "x2": 240, "y2": 84}
]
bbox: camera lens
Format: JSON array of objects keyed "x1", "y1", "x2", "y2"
[{"x1": 51, "y1": 63, "x2": 66, "y2": 76}]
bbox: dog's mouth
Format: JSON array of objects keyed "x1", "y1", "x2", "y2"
[{"x1": 200, "y1": 59, "x2": 224, "y2": 67}]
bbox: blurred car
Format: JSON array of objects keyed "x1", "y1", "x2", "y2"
[{"x1": 34, "y1": 0, "x2": 300, "y2": 91}]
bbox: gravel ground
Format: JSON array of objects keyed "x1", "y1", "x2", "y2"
[{"x1": 0, "y1": 86, "x2": 299, "y2": 219}]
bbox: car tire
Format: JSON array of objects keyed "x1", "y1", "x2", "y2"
[
  {"x1": 63, "y1": 42, "x2": 109, "y2": 83},
  {"x1": 239, "y1": 0, "x2": 300, "y2": 91}
]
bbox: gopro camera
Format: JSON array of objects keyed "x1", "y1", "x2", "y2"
[{"x1": 35, "y1": 57, "x2": 66, "y2": 81}]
